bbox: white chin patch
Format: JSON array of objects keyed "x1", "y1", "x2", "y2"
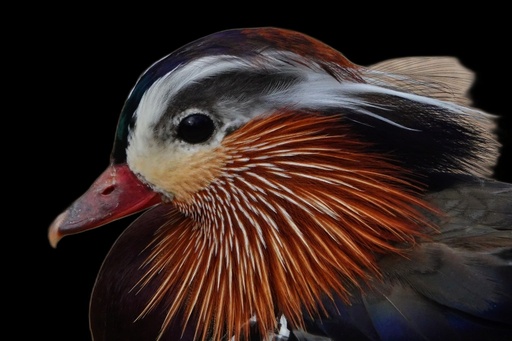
[
  {"x1": 239, "y1": 315, "x2": 291, "y2": 341},
  {"x1": 276, "y1": 315, "x2": 291, "y2": 340}
]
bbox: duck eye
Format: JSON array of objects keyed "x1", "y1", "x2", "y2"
[{"x1": 177, "y1": 113, "x2": 215, "y2": 144}]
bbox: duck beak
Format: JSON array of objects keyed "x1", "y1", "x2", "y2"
[{"x1": 48, "y1": 163, "x2": 162, "y2": 248}]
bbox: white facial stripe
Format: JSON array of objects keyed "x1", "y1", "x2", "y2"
[
  {"x1": 134, "y1": 56, "x2": 247, "y2": 131},
  {"x1": 262, "y1": 72, "x2": 492, "y2": 130},
  {"x1": 130, "y1": 49, "x2": 492, "y2": 168},
  {"x1": 340, "y1": 82, "x2": 475, "y2": 114},
  {"x1": 130, "y1": 51, "x2": 315, "y2": 156},
  {"x1": 133, "y1": 50, "x2": 336, "y2": 128}
]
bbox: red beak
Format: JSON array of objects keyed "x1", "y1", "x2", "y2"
[{"x1": 48, "y1": 163, "x2": 162, "y2": 248}]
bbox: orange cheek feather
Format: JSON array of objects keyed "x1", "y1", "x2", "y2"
[{"x1": 136, "y1": 111, "x2": 438, "y2": 341}]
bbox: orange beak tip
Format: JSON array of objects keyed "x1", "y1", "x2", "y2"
[{"x1": 48, "y1": 211, "x2": 67, "y2": 248}]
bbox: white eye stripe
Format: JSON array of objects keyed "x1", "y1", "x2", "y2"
[
  {"x1": 136, "y1": 56, "x2": 252, "y2": 129},
  {"x1": 134, "y1": 47, "x2": 496, "y2": 138},
  {"x1": 133, "y1": 51, "x2": 319, "y2": 132}
]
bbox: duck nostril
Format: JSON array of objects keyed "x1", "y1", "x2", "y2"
[{"x1": 101, "y1": 185, "x2": 115, "y2": 195}]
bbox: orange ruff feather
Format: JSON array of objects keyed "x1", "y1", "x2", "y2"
[{"x1": 135, "y1": 111, "x2": 437, "y2": 340}]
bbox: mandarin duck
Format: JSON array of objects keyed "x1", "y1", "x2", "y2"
[{"x1": 48, "y1": 27, "x2": 512, "y2": 340}]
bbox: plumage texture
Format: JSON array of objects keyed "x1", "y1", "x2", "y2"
[
  {"x1": 135, "y1": 112, "x2": 438, "y2": 340},
  {"x1": 49, "y1": 27, "x2": 511, "y2": 340}
]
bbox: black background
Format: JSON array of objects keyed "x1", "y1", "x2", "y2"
[{"x1": 26, "y1": 12, "x2": 509, "y2": 341}]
